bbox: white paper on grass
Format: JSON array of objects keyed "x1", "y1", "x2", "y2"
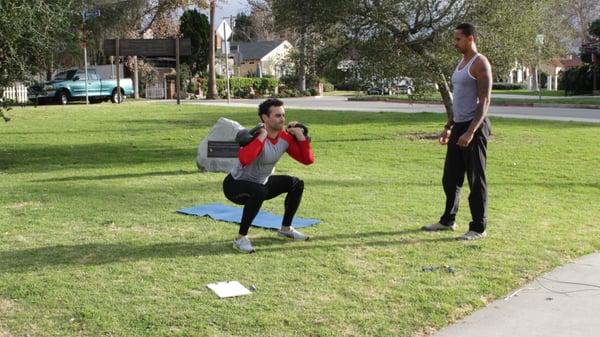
[{"x1": 207, "y1": 281, "x2": 251, "y2": 298}]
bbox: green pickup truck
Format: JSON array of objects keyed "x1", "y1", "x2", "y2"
[{"x1": 28, "y1": 68, "x2": 134, "y2": 104}]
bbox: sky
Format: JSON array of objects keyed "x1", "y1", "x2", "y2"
[{"x1": 215, "y1": 0, "x2": 248, "y2": 20}]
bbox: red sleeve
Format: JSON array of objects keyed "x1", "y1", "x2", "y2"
[
  {"x1": 238, "y1": 137, "x2": 265, "y2": 166},
  {"x1": 281, "y1": 131, "x2": 314, "y2": 165}
]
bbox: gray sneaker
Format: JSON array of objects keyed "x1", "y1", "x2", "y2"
[
  {"x1": 457, "y1": 230, "x2": 487, "y2": 241},
  {"x1": 277, "y1": 227, "x2": 309, "y2": 241},
  {"x1": 421, "y1": 222, "x2": 456, "y2": 231},
  {"x1": 233, "y1": 236, "x2": 255, "y2": 253}
]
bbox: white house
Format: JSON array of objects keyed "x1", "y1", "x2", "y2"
[{"x1": 506, "y1": 54, "x2": 582, "y2": 90}]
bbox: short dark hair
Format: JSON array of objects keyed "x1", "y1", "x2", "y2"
[
  {"x1": 456, "y1": 23, "x2": 476, "y2": 38},
  {"x1": 258, "y1": 98, "x2": 284, "y2": 119}
]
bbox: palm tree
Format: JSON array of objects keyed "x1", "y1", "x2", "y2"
[{"x1": 207, "y1": 0, "x2": 218, "y2": 99}]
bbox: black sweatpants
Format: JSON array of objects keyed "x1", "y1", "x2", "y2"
[
  {"x1": 223, "y1": 174, "x2": 304, "y2": 236},
  {"x1": 439, "y1": 118, "x2": 491, "y2": 233}
]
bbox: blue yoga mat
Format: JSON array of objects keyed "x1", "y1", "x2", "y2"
[{"x1": 177, "y1": 203, "x2": 320, "y2": 229}]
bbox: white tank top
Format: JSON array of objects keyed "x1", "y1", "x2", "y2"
[{"x1": 451, "y1": 53, "x2": 479, "y2": 123}]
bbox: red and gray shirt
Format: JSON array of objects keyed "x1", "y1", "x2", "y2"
[{"x1": 230, "y1": 131, "x2": 314, "y2": 184}]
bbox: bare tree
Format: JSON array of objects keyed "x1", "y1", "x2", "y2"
[{"x1": 559, "y1": 0, "x2": 600, "y2": 44}]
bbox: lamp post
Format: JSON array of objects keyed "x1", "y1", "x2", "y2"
[{"x1": 535, "y1": 34, "x2": 544, "y2": 101}]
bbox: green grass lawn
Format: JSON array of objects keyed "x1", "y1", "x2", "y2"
[
  {"x1": 491, "y1": 89, "x2": 567, "y2": 97},
  {"x1": 1, "y1": 102, "x2": 599, "y2": 336}
]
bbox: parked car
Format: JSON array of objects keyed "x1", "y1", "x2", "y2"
[
  {"x1": 28, "y1": 68, "x2": 133, "y2": 104},
  {"x1": 366, "y1": 86, "x2": 390, "y2": 95},
  {"x1": 365, "y1": 77, "x2": 414, "y2": 96},
  {"x1": 396, "y1": 83, "x2": 414, "y2": 95}
]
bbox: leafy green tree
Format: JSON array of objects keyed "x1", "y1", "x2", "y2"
[
  {"x1": 348, "y1": 0, "x2": 571, "y2": 113},
  {"x1": 0, "y1": 0, "x2": 79, "y2": 121},
  {"x1": 590, "y1": 18, "x2": 600, "y2": 38},
  {"x1": 180, "y1": 9, "x2": 210, "y2": 75},
  {"x1": 272, "y1": 0, "x2": 353, "y2": 91},
  {"x1": 232, "y1": 13, "x2": 255, "y2": 42},
  {"x1": 0, "y1": 0, "x2": 78, "y2": 88}
]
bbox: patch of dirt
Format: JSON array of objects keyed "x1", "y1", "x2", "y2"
[
  {"x1": 5, "y1": 201, "x2": 43, "y2": 210},
  {"x1": 0, "y1": 298, "x2": 16, "y2": 313},
  {"x1": 397, "y1": 132, "x2": 439, "y2": 140}
]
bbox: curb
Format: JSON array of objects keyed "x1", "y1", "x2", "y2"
[{"x1": 347, "y1": 97, "x2": 600, "y2": 110}]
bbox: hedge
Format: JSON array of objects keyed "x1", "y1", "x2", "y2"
[
  {"x1": 492, "y1": 82, "x2": 527, "y2": 90},
  {"x1": 201, "y1": 77, "x2": 278, "y2": 98}
]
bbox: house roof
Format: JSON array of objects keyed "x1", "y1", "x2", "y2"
[
  {"x1": 559, "y1": 55, "x2": 582, "y2": 68},
  {"x1": 229, "y1": 40, "x2": 287, "y2": 60}
]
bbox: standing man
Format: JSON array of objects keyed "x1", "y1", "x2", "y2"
[
  {"x1": 223, "y1": 98, "x2": 314, "y2": 253},
  {"x1": 422, "y1": 23, "x2": 492, "y2": 240}
]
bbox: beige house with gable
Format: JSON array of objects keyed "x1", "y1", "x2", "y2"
[{"x1": 227, "y1": 40, "x2": 294, "y2": 78}]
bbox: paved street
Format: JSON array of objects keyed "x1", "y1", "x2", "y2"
[{"x1": 167, "y1": 95, "x2": 600, "y2": 123}]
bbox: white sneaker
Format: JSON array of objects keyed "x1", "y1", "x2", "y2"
[
  {"x1": 421, "y1": 222, "x2": 456, "y2": 231},
  {"x1": 233, "y1": 236, "x2": 255, "y2": 253},
  {"x1": 457, "y1": 230, "x2": 487, "y2": 241},
  {"x1": 277, "y1": 227, "x2": 309, "y2": 241}
]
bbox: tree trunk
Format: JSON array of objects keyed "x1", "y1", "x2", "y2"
[
  {"x1": 46, "y1": 63, "x2": 53, "y2": 81},
  {"x1": 0, "y1": 88, "x2": 10, "y2": 122},
  {"x1": 297, "y1": 30, "x2": 306, "y2": 92},
  {"x1": 207, "y1": 0, "x2": 218, "y2": 99},
  {"x1": 437, "y1": 72, "x2": 453, "y2": 116}
]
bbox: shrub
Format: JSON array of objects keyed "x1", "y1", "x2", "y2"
[
  {"x1": 492, "y1": 82, "x2": 527, "y2": 90},
  {"x1": 334, "y1": 78, "x2": 363, "y2": 91},
  {"x1": 322, "y1": 82, "x2": 335, "y2": 92},
  {"x1": 199, "y1": 76, "x2": 279, "y2": 98},
  {"x1": 186, "y1": 79, "x2": 198, "y2": 94},
  {"x1": 558, "y1": 65, "x2": 596, "y2": 95}
]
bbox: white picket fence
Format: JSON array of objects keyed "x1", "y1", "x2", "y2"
[
  {"x1": 144, "y1": 84, "x2": 165, "y2": 99},
  {"x1": 2, "y1": 83, "x2": 28, "y2": 103}
]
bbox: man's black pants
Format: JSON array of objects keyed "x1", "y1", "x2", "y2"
[
  {"x1": 223, "y1": 174, "x2": 304, "y2": 236},
  {"x1": 439, "y1": 118, "x2": 491, "y2": 233}
]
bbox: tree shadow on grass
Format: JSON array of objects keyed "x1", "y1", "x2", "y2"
[
  {"x1": 0, "y1": 229, "x2": 456, "y2": 274},
  {"x1": 0, "y1": 143, "x2": 196, "y2": 173},
  {"x1": 33, "y1": 169, "x2": 200, "y2": 183}
]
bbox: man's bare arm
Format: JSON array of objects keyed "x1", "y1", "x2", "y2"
[{"x1": 467, "y1": 57, "x2": 492, "y2": 135}]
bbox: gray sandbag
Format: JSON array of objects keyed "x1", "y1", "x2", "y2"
[{"x1": 196, "y1": 117, "x2": 243, "y2": 172}]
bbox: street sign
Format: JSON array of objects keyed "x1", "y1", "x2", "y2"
[
  {"x1": 103, "y1": 38, "x2": 191, "y2": 57},
  {"x1": 217, "y1": 20, "x2": 232, "y2": 40},
  {"x1": 84, "y1": 9, "x2": 101, "y2": 19}
]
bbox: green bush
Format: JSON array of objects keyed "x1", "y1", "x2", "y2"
[
  {"x1": 200, "y1": 76, "x2": 279, "y2": 98},
  {"x1": 280, "y1": 74, "x2": 320, "y2": 89},
  {"x1": 322, "y1": 82, "x2": 335, "y2": 92},
  {"x1": 186, "y1": 79, "x2": 198, "y2": 94},
  {"x1": 492, "y1": 82, "x2": 527, "y2": 90},
  {"x1": 558, "y1": 65, "x2": 596, "y2": 95}
]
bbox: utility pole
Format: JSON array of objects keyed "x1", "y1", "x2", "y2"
[
  {"x1": 81, "y1": 13, "x2": 89, "y2": 104},
  {"x1": 224, "y1": 17, "x2": 231, "y2": 104},
  {"x1": 535, "y1": 34, "x2": 544, "y2": 102},
  {"x1": 218, "y1": 15, "x2": 235, "y2": 104},
  {"x1": 81, "y1": 7, "x2": 100, "y2": 104}
]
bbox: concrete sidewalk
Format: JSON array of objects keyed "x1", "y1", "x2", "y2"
[{"x1": 431, "y1": 253, "x2": 600, "y2": 337}]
